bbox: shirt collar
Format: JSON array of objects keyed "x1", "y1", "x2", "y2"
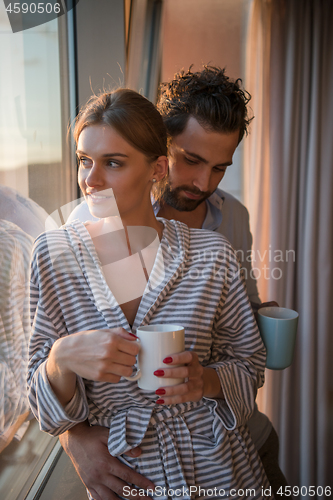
[{"x1": 152, "y1": 188, "x2": 224, "y2": 231}]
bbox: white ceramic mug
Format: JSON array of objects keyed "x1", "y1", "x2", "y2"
[{"x1": 124, "y1": 324, "x2": 185, "y2": 391}]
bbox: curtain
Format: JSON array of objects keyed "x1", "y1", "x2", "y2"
[{"x1": 244, "y1": 0, "x2": 333, "y2": 492}]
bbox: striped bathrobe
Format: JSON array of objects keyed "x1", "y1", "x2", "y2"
[{"x1": 27, "y1": 218, "x2": 272, "y2": 499}]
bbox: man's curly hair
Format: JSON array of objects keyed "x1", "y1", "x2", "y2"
[{"x1": 157, "y1": 66, "x2": 253, "y2": 143}]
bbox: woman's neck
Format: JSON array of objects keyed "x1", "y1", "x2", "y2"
[
  {"x1": 87, "y1": 215, "x2": 163, "y2": 256},
  {"x1": 103, "y1": 211, "x2": 163, "y2": 244}
]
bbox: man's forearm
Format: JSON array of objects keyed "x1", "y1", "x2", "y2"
[{"x1": 59, "y1": 420, "x2": 91, "y2": 455}]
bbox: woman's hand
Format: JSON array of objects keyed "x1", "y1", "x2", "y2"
[
  {"x1": 47, "y1": 328, "x2": 139, "y2": 405},
  {"x1": 153, "y1": 351, "x2": 224, "y2": 405},
  {"x1": 53, "y1": 328, "x2": 139, "y2": 382}
]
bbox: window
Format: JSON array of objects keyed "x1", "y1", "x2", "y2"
[{"x1": 0, "y1": 3, "x2": 76, "y2": 498}]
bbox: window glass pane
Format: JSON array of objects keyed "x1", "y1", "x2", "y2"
[
  {"x1": 0, "y1": 10, "x2": 75, "y2": 212},
  {"x1": 0, "y1": 3, "x2": 75, "y2": 497}
]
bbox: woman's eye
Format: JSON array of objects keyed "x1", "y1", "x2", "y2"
[
  {"x1": 78, "y1": 157, "x2": 91, "y2": 167},
  {"x1": 107, "y1": 160, "x2": 120, "y2": 168}
]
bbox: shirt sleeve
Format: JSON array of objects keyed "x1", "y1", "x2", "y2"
[
  {"x1": 205, "y1": 257, "x2": 266, "y2": 430},
  {"x1": 27, "y1": 242, "x2": 89, "y2": 436},
  {"x1": 236, "y1": 212, "x2": 261, "y2": 306},
  {"x1": 217, "y1": 191, "x2": 261, "y2": 306}
]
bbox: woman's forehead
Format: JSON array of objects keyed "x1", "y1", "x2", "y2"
[{"x1": 77, "y1": 125, "x2": 133, "y2": 155}]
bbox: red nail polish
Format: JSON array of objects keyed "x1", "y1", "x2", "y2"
[
  {"x1": 155, "y1": 388, "x2": 166, "y2": 395},
  {"x1": 154, "y1": 370, "x2": 164, "y2": 377},
  {"x1": 163, "y1": 357, "x2": 173, "y2": 364},
  {"x1": 128, "y1": 332, "x2": 138, "y2": 338},
  {"x1": 156, "y1": 399, "x2": 164, "y2": 404}
]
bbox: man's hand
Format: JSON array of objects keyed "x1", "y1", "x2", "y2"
[
  {"x1": 252, "y1": 301, "x2": 279, "y2": 322},
  {"x1": 59, "y1": 422, "x2": 155, "y2": 500},
  {"x1": 259, "y1": 301, "x2": 279, "y2": 309}
]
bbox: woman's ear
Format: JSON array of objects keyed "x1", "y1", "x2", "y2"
[{"x1": 151, "y1": 156, "x2": 168, "y2": 182}]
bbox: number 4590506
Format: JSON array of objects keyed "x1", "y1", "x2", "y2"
[
  {"x1": 5, "y1": 3, "x2": 61, "y2": 14},
  {"x1": 277, "y1": 486, "x2": 331, "y2": 497}
]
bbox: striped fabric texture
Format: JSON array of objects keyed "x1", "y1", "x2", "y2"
[
  {"x1": 0, "y1": 221, "x2": 33, "y2": 438},
  {"x1": 27, "y1": 219, "x2": 272, "y2": 499}
]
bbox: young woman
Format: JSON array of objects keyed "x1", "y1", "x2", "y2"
[{"x1": 27, "y1": 89, "x2": 271, "y2": 499}]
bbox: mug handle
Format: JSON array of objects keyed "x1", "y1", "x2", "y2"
[{"x1": 123, "y1": 368, "x2": 141, "y2": 381}]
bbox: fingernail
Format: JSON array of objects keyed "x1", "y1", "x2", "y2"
[
  {"x1": 155, "y1": 388, "x2": 166, "y2": 395},
  {"x1": 156, "y1": 399, "x2": 164, "y2": 404},
  {"x1": 154, "y1": 370, "x2": 164, "y2": 377},
  {"x1": 128, "y1": 332, "x2": 138, "y2": 338},
  {"x1": 163, "y1": 357, "x2": 173, "y2": 364}
]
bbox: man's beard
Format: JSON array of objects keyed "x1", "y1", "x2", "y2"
[{"x1": 154, "y1": 176, "x2": 212, "y2": 212}]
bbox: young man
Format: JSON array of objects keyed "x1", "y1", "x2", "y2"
[{"x1": 63, "y1": 67, "x2": 287, "y2": 499}]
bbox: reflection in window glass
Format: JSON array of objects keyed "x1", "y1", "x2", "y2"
[
  {"x1": 0, "y1": 3, "x2": 75, "y2": 498},
  {"x1": 1, "y1": 16, "x2": 61, "y2": 201}
]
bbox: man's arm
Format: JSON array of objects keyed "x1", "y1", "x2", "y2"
[
  {"x1": 217, "y1": 190, "x2": 261, "y2": 305},
  {"x1": 217, "y1": 191, "x2": 278, "y2": 314},
  {"x1": 253, "y1": 301, "x2": 279, "y2": 321},
  {"x1": 59, "y1": 421, "x2": 155, "y2": 500}
]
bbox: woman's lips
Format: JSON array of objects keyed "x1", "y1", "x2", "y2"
[{"x1": 86, "y1": 191, "x2": 114, "y2": 203}]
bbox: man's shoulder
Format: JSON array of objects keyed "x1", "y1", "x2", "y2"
[
  {"x1": 210, "y1": 189, "x2": 252, "y2": 252},
  {"x1": 214, "y1": 189, "x2": 250, "y2": 229},
  {"x1": 215, "y1": 188, "x2": 249, "y2": 217}
]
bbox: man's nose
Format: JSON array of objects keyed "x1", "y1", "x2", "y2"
[{"x1": 192, "y1": 168, "x2": 211, "y2": 192}]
